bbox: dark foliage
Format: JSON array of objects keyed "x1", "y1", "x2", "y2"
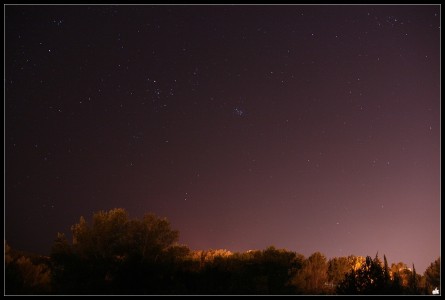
[{"x1": 5, "y1": 209, "x2": 440, "y2": 295}]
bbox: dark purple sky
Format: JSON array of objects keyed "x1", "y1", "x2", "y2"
[{"x1": 5, "y1": 5, "x2": 440, "y2": 273}]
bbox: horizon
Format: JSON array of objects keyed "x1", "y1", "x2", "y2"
[{"x1": 5, "y1": 207, "x2": 438, "y2": 274}]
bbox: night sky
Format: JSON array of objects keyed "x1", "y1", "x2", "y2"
[{"x1": 5, "y1": 5, "x2": 440, "y2": 273}]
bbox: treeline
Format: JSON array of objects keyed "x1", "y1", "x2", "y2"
[{"x1": 5, "y1": 208, "x2": 441, "y2": 295}]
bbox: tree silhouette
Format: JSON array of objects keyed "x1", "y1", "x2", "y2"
[
  {"x1": 5, "y1": 242, "x2": 52, "y2": 295},
  {"x1": 50, "y1": 208, "x2": 184, "y2": 294},
  {"x1": 424, "y1": 257, "x2": 440, "y2": 294},
  {"x1": 408, "y1": 264, "x2": 420, "y2": 294},
  {"x1": 290, "y1": 251, "x2": 328, "y2": 294},
  {"x1": 337, "y1": 254, "x2": 386, "y2": 294},
  {"x1": 327, "y1": 256, "x2": 350, "y2": 290},
  {"x1": 34, "y1": 208, "x2": 439, "y2": 295}
]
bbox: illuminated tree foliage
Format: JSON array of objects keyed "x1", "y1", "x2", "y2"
[
  {"x1": 5, "y1": 242, "x2": 52, "y2": 295},
  {"x1": 327, "y1": 256, "x2": 351, "y2": 290},
  {"x1": 336, "y1": 254, "x2": 386, "y2": 294},
  {"x1": 290, "y1": 252, "x2": 329, "y2": 294}
]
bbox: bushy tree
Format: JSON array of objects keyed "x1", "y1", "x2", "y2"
[
  {"x1": 50, "y1": 208, "x2": 184, "y2": 294},
  {"x1": 424, "y1": 257, "x2": 440, "y2": 294},
  {"x1": 337, "y1": 254, "x2": 386, "y2": 294},
  {"x1": 67, "y1": 209, "x2": 181, "y2": 262},
  {"x1": 5, "y1": 242, "x2": 52, "y2": 295},
  {"x1": 327, "y1": 256, "x2": 351, "y2": 290},
  {"x1": 261, "y1": 246, "x2": 300, "y2": 294},
  {"x1": 290, "y1": 251, "x2": 328, "y2": 294}
]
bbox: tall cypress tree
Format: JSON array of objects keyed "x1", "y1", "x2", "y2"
[
  {"x1": 410, "y1": 264, "x2": 418, "y2": 294},
  {"x1": 383, "y1": 255, "x2": 390, "y2": 292}
]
